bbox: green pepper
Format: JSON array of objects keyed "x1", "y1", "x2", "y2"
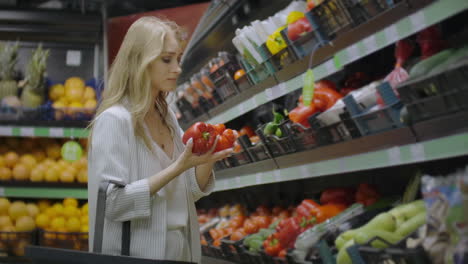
[
  {"x1": 275, "y1": 128, "x2": 283, "y2": 138},
  {"x1": 248, "y1": 238, "x2": 264, "y2": 252},
  {"x1": 273, "y1": 111, "x2": 284, "y2": 124},
  {"x1": 264, "y1": 122, "x2": 278, "y2": 135}
]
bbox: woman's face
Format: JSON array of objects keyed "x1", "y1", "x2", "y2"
[{"x1": 149, "y1": 32, "x2": 182, "y2": 94}]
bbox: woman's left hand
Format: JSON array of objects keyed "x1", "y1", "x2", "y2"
[{"x1": 177, "y1": 136, "x2": 233, "y2": 171}]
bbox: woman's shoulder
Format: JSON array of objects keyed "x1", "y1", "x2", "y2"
[{"x1": 95, "y1": 104, "x2": 132, "y2": 126}]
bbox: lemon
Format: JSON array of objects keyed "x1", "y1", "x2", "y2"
[
  {"x1": 51, "y1": 217, "x2": 66, "y2": 231},
  {"x1": 49, "y1": 84, "x2": 65, "y2": 101},
  {"x1": 63, "y1": 198, "x2": 78, "y2": 208},
  {"x1": 66, "y1": 217, "x2": 81, "y2": 232},
  {"x1": 35, "y1": 213, "x2": 49, "y2": 229}
]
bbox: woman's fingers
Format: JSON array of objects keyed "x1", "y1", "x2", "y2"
[
  {"x1": 211, "y1": 148, "x2": 233, "y2": 161},
  {"x1": 208, "y1": 135, "x2": 219, "y2": 154},
  {"x1": 185, "y1": 138, "x2": 194, "y2": 153}
]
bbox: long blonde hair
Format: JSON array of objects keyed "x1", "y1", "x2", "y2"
[{"x1": 89, "y1": 16, "x2": 180, "y2": 150}]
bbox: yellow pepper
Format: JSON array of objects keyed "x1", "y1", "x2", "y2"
[
  {"x1": 286, "y1": 11, "x2": 305, "y2": 25},
  {"x1": 266, "y1": 26, "x2": 287, "y2": 55}
]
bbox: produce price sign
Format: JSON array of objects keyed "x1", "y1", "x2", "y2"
[{"x1": 61, "y1": 141, "x2": 83, "y2": 162}]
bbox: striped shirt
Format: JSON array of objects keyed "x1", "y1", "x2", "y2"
[{"x1": 88, "y1": 104, "x2": 214, "y2": 263}]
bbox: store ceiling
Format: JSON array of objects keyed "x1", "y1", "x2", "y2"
[{"x1": 0, "y1": 0, "x2": 210, "y2": 17}]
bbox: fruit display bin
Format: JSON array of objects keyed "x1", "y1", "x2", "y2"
[
  {"x1": 285, "y1": 121, "x2": 321, "y2": 152},
  {"x1": 307, "y1": 0, "x2": 394, "y2": 44},
  {"x1": 0, "y1": 106, "x2": 22, "y2": 121},
  {"x1": 398, "y1": 59, "x2": 468, "y2": 123},
  {"x1": 309, "y1": 111, "x2": 362, "y2": 146},
  {"x1": 38, "y1": 229, "x2": 88, "y2": 251},
  {"x1": 0, "y1": 230, "x2": 36, "y2": 257},
  {"x1": 220, "y1": 239, "x2": 245, "y2": 263},
  {"x1": 283, "y1": 25, "x2": 321, "y2": 60},
  {"x1": 209, "y1": 61, "x2": 242, "y2": 103},
  {"x1": 343, "y1": 82, "x2": 404, "y2": 136},
  {"x1": 239, "y1": 57, "x2": 275, "y2": 86},
  {"x1": 235, "y1": 74, "x2": 251, "y2": 93},
  {"x1": 257, "y1": 122, "x2": 297, "y2": 158},
  {"x1": 257, "y1": 43, "x2": 297, "y2": 73},
  {"x1": 226, "y1": 150, "x2": 254, "y2": 168}
]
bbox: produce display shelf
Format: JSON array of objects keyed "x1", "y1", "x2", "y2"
[
  {"x1": 201, "y1": 256, "x2": 236, "y2": 264},
  {"x1": 214, "y1": 131, "x2": 468, "y2": 192},
  {"x1": 204, "y1": 0, "x2": 468, "y2": 125},
  {"x1": 0, "y1": 186, "x2": 87, "y2": 199},
  {"x1": 0, "y1": 125, "x2": 89, "y2": 138}
]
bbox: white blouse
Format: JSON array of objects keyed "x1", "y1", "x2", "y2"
[{"x1": 88, "y1": 104, "x2": 215, "y2": 263}]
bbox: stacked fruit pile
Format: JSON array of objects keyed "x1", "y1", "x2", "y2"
[
  {"x1": 0, "y1": 138, "x2": 88, "y2": 183},
  {"x1": 49, "y1": 77, "x2": 97, "y2": 119}
]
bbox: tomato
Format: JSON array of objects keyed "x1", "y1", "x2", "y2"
[
  {"x1": 278, "y1": 210, "x2": 291, "y2": 219},
  {"x1": 278, "y1": 249, "x2": 287, "y2": 259},
  {"x1": 243, "y1": 219, "x2": 259, "y2": 234},
  {"x1": 210, "y1": 64, "x2": 219, "y2": 73},
  {"x1": 213, "y1": 239, "x2": 222, "y2": 247},
  {"x1": 239, "y1": 126, "x2": 256, "y2": 137},
  {"x1": 201, "y1": 236, "x2": 208, "y2": 246},
  {"x1": 215, "y1": 129, "x2": 237, "y2": 152},
  {"x1": 230, "y1": 228, "x2": 247, "y2": 241},
  {"x1": 233, "y1": 69, "x2": 246, "y2": 80},
  {"x1": 212, "y1": 124, "x2": 226, "y2": 135},
  {"x1": 219, "y1": 205, "x2": 230, "y2": 217},
  {"x1": 253, "y1": 216, "x2": 271, "y2": 229},
  {"x1": 198, "y1": 214, "x2": 209, "y2": 224},
  {"x1": 229, "y1": 215, "x2": 246, "y2": 229},
  {"x1": 289, "y1": 105, "x2": 317, "y2": 128},
  {"x1": 315, "y1": 80, "x2": 337, "y2": 91},
  {"x1": 287, "y1": 17, "x2": 312, "y2": 41},
  {"x1": 272, "y1": 206, "x2": 283, "y2": 216},
  {"x1": 209, "y1": 228, "x2": 222, "y2": 240},
  {"x1": 255, "y1": 205, "x2": 271, "y2": 216}
]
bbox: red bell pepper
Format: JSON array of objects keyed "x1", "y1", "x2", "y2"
[
  {"x1": 311, "y1": 203, "x2": 347, "y2": 223},
  {"x1": 214, "y1": 128, "x2": 237, "y2": 152},
  {"x1": 356, "y1": 183, "x2": 380, "y2": 206},
  {"x1": 275, "y1": 217, "x2": 302, "y2": 249},
  {"x1": 182, "y1": 122, "x2": 217, "y2": 155},
  {"x1": 212, "y1": 124, "x2": 226, "y2": 135},
  {"x1": 239, "y1": 125, "x2": 256, "y2": 137},
  {"x1": 289, "y1": 104, "x2": 317, "y2": 128},
  {"x1": 287, "y1": 17, "x2": 312, "y2": 41},
  {"x1": 263, "y1": 234, "x2": 282, "y2": 257},
  {"x1": 320, "y1": 187, "x2": 355, "y2": 206}
]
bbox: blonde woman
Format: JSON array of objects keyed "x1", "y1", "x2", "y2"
[{"x1": 87, "y1": 17, "x2": 231, "y2": 262}]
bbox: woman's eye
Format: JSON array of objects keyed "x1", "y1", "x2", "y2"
[{"x1": 162, "y1": 57, "x2": 171, "y2": 63}]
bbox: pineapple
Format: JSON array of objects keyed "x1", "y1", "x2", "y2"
[
  {"x1": 0, "y1": 41, "x2": 19, "y2": 99},
  {"x1": 21, "y1": 44, "x2": 50, "y2": 108}
]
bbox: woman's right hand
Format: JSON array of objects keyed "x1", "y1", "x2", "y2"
[{"x1": 177, "y1": 136, "x2": 232, "y2": 171}]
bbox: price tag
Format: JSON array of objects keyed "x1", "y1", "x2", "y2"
[
  {"x1": 255, "y1": 172, "x2": 263, "y2": 184},
  {"x1": 21, "y1": 127, "x2": 34, "y2": 137},
  {"x1": 347, "y1": 45, "x2": 360, "y2": 63},
  {"x1": 49, "y1": 128, "x2": 64, "y2": 138},
  {"x1": 410, "y1": 143, "x2": 426, "y2": 162},
  {"x1": 265, "y1": 88, "x2": 274, "y2": 100},
  {"x1": 0, "y1": 126, "x2": 12, "y2": 136},
  {"x1": 300, "y1": 165, "x2": 310, "y2": 179},
  {"x1": 385, "y1": 26, "x2": 399, "y2": 44},
  {"x1": 387, "y1": 147, "x2": 401, "y2": 165},
  {"x1": 66, "y1": 50, "x2": 82, "y2": 66},
  {"x1": 363, "y1": 35, "x2": 378, "y2": 54},
  {"x1": 61, "y1": 141, "x2": 83, "y2": 162},
  {"x1": 410, "y1": 11, "x2": 426, "y2": 32},
  {"x1": 273, "y1": 170, "x2": 281, "y2": 181},
  {"x1": 324, "y1": 60, "x2": 336, "y2": 75}
]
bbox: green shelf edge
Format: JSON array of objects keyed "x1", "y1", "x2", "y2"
[
  {"x1": 1, "y1": 187, "x2": 87, "y2": 199},
  {"x1": 208, "y1": 0, "x2": 468, "y2": 125},
  {"x1": 214, "y1": 132, "x2": 468, "y2": 192},
  {"x1": 0, "y1": 126, "x2": 89, "y2": 139}
]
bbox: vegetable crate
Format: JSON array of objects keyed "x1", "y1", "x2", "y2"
[
  {"x1": 283, "y1": 24, "x2": 321, "y2": 60},
  {"x1": 0, "y1": 230, "x2": 36, "y2": 257},
  {"x1": 38, "y1": 229, "x2": 88, "y2": 251},
  {"x1": 307, "y1": 0, "x2": 393, "y2": 43},
  {"x1": 257, "y1": 122, "x2": 297, "y2": 158},
  {"x1": 239, "y1": 56, "x2": 275, "y2": 86},
  {"x1": 397, "y1": 59, "x2": 468, "y2": 123},
  {"x1": 0, "y1": 105, "x2": 21, "y2": 121},
  {"x1": 235, "y1": 74, "x2": 251, "y2": 92},
  {"x1": 258, "y1": 43, "x2": 297, "y2": 73},
  {"x1": 309, "y1": 111, "x2": 362, "y2": 145},
  {"x1": 220, "y1": 239, "x2": 245, "y2": 263},
  {"x1": 226, "y1": 150, "x2": 254, "y2": 168},
  {"x1": 343, "y1": 82, "x2": 404, "y2": 136},
  {"x1": 209, "y1": 60, "x2": 242, "y2": 102}
]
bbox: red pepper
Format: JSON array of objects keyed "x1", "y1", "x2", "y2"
[
  {"x1": 289, "y1": 104, "x2": 317, "y2": 128},
  {"x1": 212, "y1": 124, "x2": 226, "y2": 135},
  {"x1": 320, "y1": 188, "x2": 355, "y2": 206},
  {"x1": 263, "y1": 234, "x2": 282, "y2": 257},
  {"x1": 239, "y1": 126, "x2": 256, "y2": 137},
  {"x1": 230, "y1": 228, "x2": 247, "y2": 241},
  {"x1": 311, "y1": 203, "x2": 347, "y2": 223},
  {"x1": 356, "y1": 183, "x2": 380, "y2": 206},
  {"x1": 182, "y1": 122, "x2": 217, "y2": 155},
  {"x1": 296, "y1": 199, "x2": 320, "y2": 219},
  {"x1": 275, "y1": 217, "x2": 302, "y2": 249},
  {"x1": 214, "y1": 128, "x2": 237, "y2": 152},
  {"x1": 314, "y1": 87, "x2": 343, "y2": 110},
  {"x1": 287, "y1": 17, "x2": 312, "y2": 41},
  {"x1": 278, "y1": 249, "x2": 288, "y2": 259}
]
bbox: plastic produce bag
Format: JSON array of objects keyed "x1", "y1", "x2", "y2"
[
  {"x1": 421, "y1": 167, "x2": 468, "y2": 264},
  {"x1": 384, "y1": 39, "x2": 413, "y2": 89}
]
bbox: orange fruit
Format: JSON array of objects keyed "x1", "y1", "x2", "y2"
[
  {"x1": 35, "y1": 213, "x2": 49, "y2": 229},
  {"x1": 84, "y1": 99, "x2": 97, "y2": 109},
  {"x1": 51, "y1": 217, "x2": 66, "y2": 231},
  {"x1": 63, "y1": 198, "x2": 78, "y2": 208},
  {"x1": 44, "y1": 166, "x2": 59, "y2": 182},
  {"x1": 77, "y1": 169, "x2": 87, "y2": 183},
  {"x1": 0, "y1": 167, "x2": 12, "y2": 181},
  {"x1": 20, "y1": 154, "x2": 37, "y2": 170},
  {"x1": 46, "y1": 144, "x2": 62, "y2": 160},
  {"x1": 32, "y1": 150, "x2": 46, "y2": 163},
  {"x1": 37, "y1": 200, "x2": 50, "y2": 212},
  {"x1": 30, "y1": 168, "x2": 44, "y2": 182},
  {"x1": 4, "y1": 152, "x2": 19, "y2": 168},
  {"x1": 59, "y1": 170, "x2": 75, "y2": 183},
  {"x1": 82, "y1": 86, "x2": 95, "y2": 101},
  {"x1": 15, "y1": 215, "x2": 35, "y2": 231},
  {"x1": 0, "y1": 198, "x2": 10, "y2": 216},
  {"x1": 0, "y1": 215, "x2": 12, "y2": 228},
  {"x1": 12, "y1": 164, "x2": 30, "y2": 181},
  {"x1": 66, "y1": 87, "x2": 85, "y2": 103},
  {"x1": 9, "y1": 201, "x2": 28, "y2": 221},
  {"x1": 65, "y1": 77, "x2": 85, "y2": 92},
  {"x1": 49, "y1": 84, "x2": 65, "y2": 101},
  {"x1": 65, "y1": 217, "x2": 80, "y2": 232},
  {"x1": 26, "y1": 203, "x2": 40, "y2": 218}
]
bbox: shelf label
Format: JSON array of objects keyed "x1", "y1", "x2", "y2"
[
  {"x1": 255, "y1": 172, "x2": 263, "y2": 184},
  {"x1": 66, "y1": 50, "x2": 82, "y2": 66},
  {"x1": 20, "y1": 127, "x2": 34, "y2": 137},
  {"x1": 273, "y1": 170, "x2": 281, "y2": 181},
  {"x1": 49, "y1": 128, "x2": 64, "y2": 138},
  {"x1": 324, "y1": 59, "x2": 337, "y2": 75},
  {"x1": 0, "y1": 126, "x2": 12, "y2": 136},
  {"x1": 0, "y1": 187, "x2": 4, "y2": 196},
  {"x1": 387, "y1": 147, "x2": 402, "y2": 165},
  {"x1": 410, "y1": 143, "x2": 426, "y2": 162},
  {"x1": 385, "y1": 26, "x2": 399, "y2": 44},
  {"x1": 61, "y1": 141, "x2": 83, "y2": 162},
  {"x1": 363, "y1": 35, "x2": 378, "y2": 54},
  {"x1": 347, "y1": 44, "x2": 360, "y2": 63}
]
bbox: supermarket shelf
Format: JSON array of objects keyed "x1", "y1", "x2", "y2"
[
  {"x1": 205, "y1": 0, "x2": 468, "y2": 125},
  {"x1": 0, "y1": 186, "x2": 87, "y2": 199},
  {"x1": 0, "y1": 125, "x2": 89, "y2": 138},
  {"x1": 214, "y1": 131, "x2": 468, "y2": 192}
]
